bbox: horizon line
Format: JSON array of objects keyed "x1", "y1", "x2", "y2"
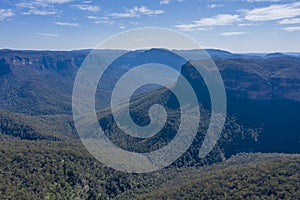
[{"x1": 1, "y1": 48, "x2": 299, "y2": 54}]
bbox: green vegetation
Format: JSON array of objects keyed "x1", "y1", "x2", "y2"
[
  {"x1": 0, "y1": 107, "x2": 292, "y2": 200},
  {"x1": 0, "y1": 49, "x2": 299, "y2": 199},
  {"x1": 132, "y1": 154, "x2": 300, "y2": 199},
  {"x1": 1, "y1": 135, "x2": 299, "y2": 199}
]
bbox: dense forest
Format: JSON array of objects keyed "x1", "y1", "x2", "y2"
[
  {"x1": 0, "y1": 49, "x2": 299, "y2": 199},
  {"x1": 1, "y1": 135, "x2": 299, "y2": 199}
]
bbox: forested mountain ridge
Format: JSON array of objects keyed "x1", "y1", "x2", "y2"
[
  {"x1": 0, "y1": 48, "x2": 299, "y2": 115},
  {"x1": 1, "y1": 137, "x2": 299, "y2": 200},
  {"x1": 0, "y1": 49, "x2": 299, "y2": 199},
  {"x1": 130, "y1": 153, "x2": 300, "y2": 200},
  {"x1": 0, "y1": 48, "x2": 299, "y2": 155}
]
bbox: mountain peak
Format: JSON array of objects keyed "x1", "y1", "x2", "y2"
[{"x1": 264, "y1": 52, "x2": 286, "y2": 58}]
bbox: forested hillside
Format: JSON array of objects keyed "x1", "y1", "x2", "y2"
[{"x1": 0, "y1": 49, "x2": 299, "y2": 199}]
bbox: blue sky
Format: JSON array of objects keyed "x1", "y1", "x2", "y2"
[{"x1": 1, "y1": 0, "x2": 300, "y2": 52}]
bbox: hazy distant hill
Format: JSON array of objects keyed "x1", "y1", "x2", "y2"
[
  {"x1": 0, "y1": 48, "x2": 299, "y2": 115},
  {"x1": 0, "y1": 48, "x2": 299, "y2": 199},
  {"x1": 0, "y1": 49, "x2": 299, "y2": 154}
]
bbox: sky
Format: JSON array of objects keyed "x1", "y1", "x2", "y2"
[{"x1": 0, "y1": 0, "x2": 300, "y2": 52}]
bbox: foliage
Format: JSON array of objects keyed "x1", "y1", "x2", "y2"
[
  {"x1": 1, "y1": 135, "x2": 299, "y2": 199},
  {"x1": 131, "y1": 154, "x2": 300, "y2": 200}
]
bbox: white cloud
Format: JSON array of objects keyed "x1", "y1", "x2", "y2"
[
  {"x1": 86, "y1": 15, "x2": 98, "y2": 20},
  {"x1": 175, "y1": 14, "x2": 240, "y2": 31},
  {"x1": 193, "y1": 14, "x2": 240, "y2": 26},
  {"x1": 279, "y1": 18, "x2": 300, "y2": 24},
  {"x1": 85, "y1": 16, "x2": 114, "y2": 25},
  {"x1": 138, "y1": 6, "x2": 164, "y2": 15},
  {"x1": 18, "y1": 0, "x2": 73, "y2": 7},
  {"x1": 109, "y1": 6, "x2": 164, "y2": 18},
  {"x1": 244, "y1": 2, "x2": 300, "y2": 21},
  {"x1": 159, "y1": 0, "x2": 182, "y2": 3},
  {"x1": 83, "y1": 0, "x2": 93, "y2": 3},
  {"x1": 44, "y1": 0, "x2": 73, "y2": 3},
  {"x1": 174, "y1": 24, "x2": 209, "y2": 32},
  {"x1": 36, "y1": 32, "x2": 59, "y2": 37},
  {"x1": 110, "y1": 12, "x2": 135, "y2": 18},
  {"x1": 54, "y1": 21, "x2": 81, "y2": 27},
  {"x1": 95, "y1": 20, "x2": 114, "y2": 25},
  {"x1": 0, "y1": 9, "x2": 14, "y2": 21},
  {"x1": 22, "y1": 9, "x2": 56, "y2": 15},
  {"x1": 247, "y1": 0, "x2": 281, "y2": 2},
  {"x1": 17, "y1": 0, "x2": 66, "y2": 15},
  {"x1": 282, "y1": 26, "x2": 300, "y2": 32},
  {"x1": 74, "y1": 4, "x2": 100, "y2": 12},
  {"x1": 18, "y1": 0, "x2": 72, "y2": 8},
  {"x1": 238, "y1": 23, "x2": 254, "y2": 26},
  {"x1": 207, "y1": 4, "x2": 223, "y2": 9},
  {"x1": 160, "y1": 0, "x2": 171, "y2": 5},
  {"x1": 220, "y1": 31, "x2": 246, "y2": 36}
]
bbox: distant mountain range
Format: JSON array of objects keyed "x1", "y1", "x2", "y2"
[
  {"x1": 0, "y1": 48, "x2": 299, "y2": 113},
  {"x1": 0, "y1": 48, "x2": 299, "y2": 153},
  {"x1": 0, "y1": 48, "x2": 298, "y2": 135},
  {"x1": 0, "y1": 48, "x2": 299, "y2": 199}
]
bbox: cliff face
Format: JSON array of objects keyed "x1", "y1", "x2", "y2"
[
  {"x1": 0, "y1": 50, "x2": 86, "y2": 115},
  {"x1": 180, "y1": 57, "x2": 300, "y2": 153},
  {"x1": 180, "y1": 57, "x2": 300, "y2": 102},
  {"x1": 0, "y1": 58, "x2": 11, "y2": 77}
]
